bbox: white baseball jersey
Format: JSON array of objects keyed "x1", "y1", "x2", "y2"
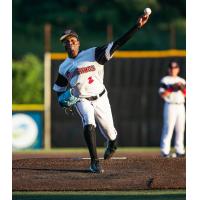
[
  {"x1": 158, "y1": 76, "x2": 186, "y2": 104},
  {"x1": 53, "y1": 43, "x2": 113, "y2": 98}
]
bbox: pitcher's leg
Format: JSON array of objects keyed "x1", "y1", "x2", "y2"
[
  {"x1": 75, "y1": 100, "x2": 103, "y2": 173},
  {"x1": 174, "y1": 105, "x2": 185, "y2": 155},
  {"x1": 83, "y1": 124, "x2": 104, "y2": 173},
  {"x1": 75, "y1": 99, "x2": 96, "y2": 127},
  {"x1": 160, "y1": 103, "x2": 177, "y2": 156},
  {"x1": 94, "y1": 93, "x2": 117, "y2": 141},
  {"x1": 83, "y1": 125, "x2": 98, "y2": 161},
  {"x1": 94, "y1": 93, "x2": 117, "y2": 159}
]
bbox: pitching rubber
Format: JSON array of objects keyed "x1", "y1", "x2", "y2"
[{"x1": 73, "y1": 157, "x2": 127, "y2": 160}]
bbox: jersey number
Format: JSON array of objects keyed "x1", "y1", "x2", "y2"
[{"x1": 88, "y1": 76, "x2": 94, "y2": 84}]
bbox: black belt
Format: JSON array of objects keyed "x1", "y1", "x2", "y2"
[{"x1": 86, "y1": 89, "x2": 105, "y2": 101}]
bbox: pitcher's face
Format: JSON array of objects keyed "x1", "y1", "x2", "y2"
[{"x1": 63, "y1": 36, "x2": 80, "y2": 58}]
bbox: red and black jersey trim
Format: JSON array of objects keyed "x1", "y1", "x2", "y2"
[
  {"x1": 160, "y1": 83, "x2": 168, "y2": 89},
  {"x1": 95, "y1": 45, "x2": 108, "y2": 65}
]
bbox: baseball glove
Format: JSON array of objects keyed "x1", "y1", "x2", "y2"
[
  {"x1": 179, "y1": 83, "x2": 185, "y2": 91},
  {"x1": 170, "y1": 83, "x2": 181, "y2": 92},
  {"x1": 58, "y1": 89, "x2": 80, "y2": 108}
]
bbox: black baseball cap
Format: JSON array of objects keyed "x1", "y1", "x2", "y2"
[
  {"x1": 60, "y1": 29, "x2": 78, "y2": 42},
  {"x1": 169, "y1": 61, "x2": 180, "y2": 69}
]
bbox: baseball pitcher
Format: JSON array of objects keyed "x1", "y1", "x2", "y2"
[{"x1": 53, "y1": 13, "x2": 150, "y2": 173}]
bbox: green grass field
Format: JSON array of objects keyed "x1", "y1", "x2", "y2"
[
  {"x1": 13, "y1": 147, "x2": 161, "y2": 153},
  {"x1": 13, "y1": 190, "x2": 186, "y2": 200}
]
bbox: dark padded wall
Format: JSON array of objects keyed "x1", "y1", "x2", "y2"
[{"x1": 51, "y1": 56, "x2": 186, "y2": 147}]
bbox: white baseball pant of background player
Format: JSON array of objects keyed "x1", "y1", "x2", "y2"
[{"x1": 161, "y1": 103, "x2": 185, "y2": 155}]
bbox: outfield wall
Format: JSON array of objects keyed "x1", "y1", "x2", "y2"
[{"x1": 49, "y1": 50, "x2": 186, "y2": 147}]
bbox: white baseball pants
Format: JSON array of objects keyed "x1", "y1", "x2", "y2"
[
  {"x1": 75, "y1": 90, "x2": 117, "y2": 141},
  {"x1": 160, "y1": 102, "x2": 185, "y2": 155}
]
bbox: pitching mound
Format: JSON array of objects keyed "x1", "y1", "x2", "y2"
[{"x1": 13, "y1": 156, "x2": 185, "y2": 191}]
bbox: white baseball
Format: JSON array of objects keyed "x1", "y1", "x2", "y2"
[{"x1": 144, "y1": 8, "x2": 152, "y2": 15}]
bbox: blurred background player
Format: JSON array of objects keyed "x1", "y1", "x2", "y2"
[
  {"x1": 159, "y1": 61, "x2": 186, "y2": 157},
  {"x1": 53, "y1": 14, "x2": 150, "y2": 173}
]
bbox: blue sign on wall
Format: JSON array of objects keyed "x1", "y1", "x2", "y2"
[{"x1": 12, "y1": 112, "x2": 43, "y2": 150}]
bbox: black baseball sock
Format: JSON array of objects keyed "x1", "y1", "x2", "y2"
[
  {"x1": 83, "y1": 124, "x2": 98, "y2": 161},
  {"x1": 109, "y1": 139, "x2": 117, "y2": 150}
]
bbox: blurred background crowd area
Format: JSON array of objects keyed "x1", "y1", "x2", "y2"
[{"x1": 12, "y1": 0, "x2": 185, "y2": 104}]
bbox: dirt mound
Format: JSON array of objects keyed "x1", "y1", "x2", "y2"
[{"x1": 13, "y1": 156, "x2": 185, "y2": 191}]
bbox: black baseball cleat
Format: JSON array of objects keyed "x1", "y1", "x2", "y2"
[
  {"x1": 104, "y1": 139, "x2": 117, "y2": 160},
  {"x1": 176, "y1": 153, "x2": 185, "y2": 157},
  {"x1": 89, "y1": 159, "x2": 104, "y2": 173},
  {"x1": 161, "y1": 152, "x2": 170, "y2": 158}
]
